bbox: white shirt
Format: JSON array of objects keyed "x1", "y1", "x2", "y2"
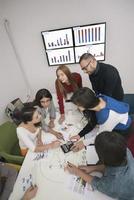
[
  {"x1": 17, "y1": 127, "x2": 39, "y2": 152},
  {"x1": 83, "y1": 110, "x2": 128, "y2": 146}
]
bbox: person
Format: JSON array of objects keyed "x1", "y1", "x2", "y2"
[
  {"x1": 22, "y1": 185, "x2": 38, "y2": 200},
  {"x1": 0, "y1": 163, "x2": 18, "y2": 200},
  {"x1": 65, "y1": 131, "x2": 134, "y2": 200},
  {"x1": 70, "y1": 87, "x2": 131, "y2": 151},
  {"x1": 55, "y1": 65, "x2": 82, "y2": 124},
  {"x1": 17, "y1": 106, "x2": 61, "y2": 156},
  {"x1": 79, "y1": 53, "x2": 124, "y2": 101},
  {"x1": 34, "y1": 89, "x2": 63, "y2": 140}
]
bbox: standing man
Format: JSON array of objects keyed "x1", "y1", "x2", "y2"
[{"x1": 79, "y1": 53, "x2": 124, "y2": 101}]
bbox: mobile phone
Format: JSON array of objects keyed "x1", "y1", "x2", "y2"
[{"x1": 60, "y1": 141, "x2": 74, "y2": 153}]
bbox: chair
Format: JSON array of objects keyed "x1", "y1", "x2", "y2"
[
  {"x1": 123, "y1": 94, "x2": 134, "y2": 119},
  {"x1": 0, "y1": 121, "x2": 24, "y2": 165}
]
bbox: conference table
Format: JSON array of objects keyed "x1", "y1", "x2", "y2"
[{"x1": 9, "y1": 110, "x2": 115, "y2": 200}]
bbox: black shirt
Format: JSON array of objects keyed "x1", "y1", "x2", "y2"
[
  {"x1": 89, "y1": 62, "x2": 124, "y2": 101},
  {"x1": 78, "y1": 110, "x2": 97, "y2": 138}
]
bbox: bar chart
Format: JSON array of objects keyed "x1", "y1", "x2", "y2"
[
  {"x1": 75, "y1": 44, "x2": 105, "y2": 62},
  {"x1": 42, "y1": 28, "x2": 73, "y2": 50},
  {"x1": 73, "y1": 23, "x2": 105, "y2": 46},
  {"x1": 46, "y1": 48, "x2": 75, "y2": 66},
  {"x1": 41, "y1": 22, "x2": 106, "y2": 66}
]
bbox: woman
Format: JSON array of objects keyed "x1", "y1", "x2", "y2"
[
  {"x1": 70, "y1": 87, "x2": 132, "y2": 151},
  {"x1": 34, "y1": 89, "x2": 63, "y2": 140},
  {"x1": 55, "y1": 65, "x2": 82, "y2": 124},
  {"x1": 17, "y1": 106, "x2": 60, "y2": 156}
]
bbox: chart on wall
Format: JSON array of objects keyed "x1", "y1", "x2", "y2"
[
  {"x1": 41, "y1": 22, "x2": 106, "y2": 66},
  {"x1": 46, "y1": 48, "x2": 75, "y2": 66}
]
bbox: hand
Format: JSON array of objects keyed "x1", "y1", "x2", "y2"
[
  {"x1": 70, "y1": 135, "x2": 80, "y2": 142},
  {"x1": 48, "y1": 120, "x2": 55, "y2": 128},
  {"x1": 78, "y1": 165, "x2": 92, "y2": 173},
  {"x1": 71, "y1": 141, "x2": 85, "y2": 152},
  {"x1": 54, "y1": 131, "x2": 64, "y2": 140},
  {"x1": 64, "y1": 162, "x2": 80, "y2": 176},
  {"x1": 58, "y1": 114, "x2": 65, "y2": 124},
  {"x1": 23, "y1": 185, "x2": 38, "y2": 200},
  {"x1": 51, "y1": 140, "x2": 61, "y2": 149}
]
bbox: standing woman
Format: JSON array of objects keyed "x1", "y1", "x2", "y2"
[{"x1": 55, "y1": 65, "x2": 82, "y2": 124}]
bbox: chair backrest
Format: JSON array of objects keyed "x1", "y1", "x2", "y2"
[
  {"x1": 123, "y1": 94, "x2": 134, "y2": 115},
  {"x1": 0, "y1": 121, "x2": 19, "y2": 154}
]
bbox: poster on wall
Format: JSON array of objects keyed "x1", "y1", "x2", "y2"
[
  {"x1": 75, "y1": 43, "x2": 105, "y2": 62},
  {"x1": 46, "y1": 48, "x2": 75, "y2": 66},
  {"x1": 41, "y1": 22, "x2": 106, "y2": 66}
]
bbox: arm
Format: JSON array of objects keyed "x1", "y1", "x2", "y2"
[
  {"x1": 76, "y1": 73, "x2": 82, "y2": 88},
  {"x1": 65, "y1": 162, "x2": 93, "y2": 184},
  {"x1": 55, "y1": 80, "x2": 65, "y2": 115}
]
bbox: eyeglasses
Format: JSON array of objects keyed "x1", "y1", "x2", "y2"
[{"x1": 81, "y1": 60, "x2": 92, "y2": 71}]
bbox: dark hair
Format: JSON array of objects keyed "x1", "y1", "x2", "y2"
[
  {"x1": 95, "y1": 131, "x2": 127, "y2": 166},
  {"x1": 20, "y1": 106, "x2": 37, "y2": 124},
  {"x1": 70, "y1": 87, "x2": 100, "y2": 109},
  {"x1": 79, "y1": 53, "x2": 95, "y2": 64},
  {"x1": 35, "y1": 89, "x2": 52, "y2": 107}
]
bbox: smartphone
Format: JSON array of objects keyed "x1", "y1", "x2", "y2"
[{"x1": 61, "y1": 141, "x2": 74, "y2": 153}]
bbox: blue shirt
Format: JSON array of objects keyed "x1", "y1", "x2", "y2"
[
  {"x1": 91, "y1": 149, "x2": 134, "y2": 200},
  {"x1": 96, "y1": 95, "x2": 131, "y2": 130}
]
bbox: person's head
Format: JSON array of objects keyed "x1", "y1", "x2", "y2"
[
  {"x1": 95, "y1": 131, "x2": 127, "y2": 166},
  {"x1": 35, "y1": 89, "x2": 52, "y2": 108},
  {"x1": 70, "y1": 87, "x2": 100, "y2": 111},
  {"x1": 79, "y1": 53, "x2": 97, "y2": 75},
  {"x1": 56, "y1": 65, "x2": 78, "y2": 98},
  {"x1": 20, "y1": 106, "x2": 41, "y2": 125},
  {"x1": 56, "y1": 65, "x2": 72, "y2": 84}
]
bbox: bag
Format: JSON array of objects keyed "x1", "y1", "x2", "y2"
[{"x1": 5, "y1": 98, "x2": 24, "y2": 125}]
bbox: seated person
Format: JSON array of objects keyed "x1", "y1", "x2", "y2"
[
  {"x1": 17, "y1": 106, "x2": 60, "y2": 156},
  {"x1": 0, "y1": 163, "x2": 18, "y2": 200},
  {"x1": 55, "y1": 65, "x2": 82, "y2": 124},
  {"x1": 65, "y1": 131, "x2": 134, "y2": 200},
  {"x1": 70, "y1": 87, "x2": 131, "y2": 151},
  {"x1": 34, "y1": 89, "x2": 63, "y2": 139}
]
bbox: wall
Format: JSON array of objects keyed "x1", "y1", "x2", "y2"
[{"x1": 0, "y1": 0, "x2": 134, "y2": 123}]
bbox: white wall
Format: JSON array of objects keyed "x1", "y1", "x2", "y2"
[{"x1": 0, "y1": 0, "x2": 134, "y2": 124}]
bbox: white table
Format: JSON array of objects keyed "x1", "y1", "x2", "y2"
[{"x1": 9, "y1": 112, "x2": 115, "y2": 200}]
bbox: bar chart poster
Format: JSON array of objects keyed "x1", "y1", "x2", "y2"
[
  {"x1": 75, "y1": 43, "x2": 105, "y2": 63},
  {"x1": 73, "y1": 23, "x2": 106, "y2": 46},
  {"x1": 46, "y1": 48, "x2": 75, "y2": 66},
  {"x1": 42, "y1": 28, "x2": 73, "y2": 50}
]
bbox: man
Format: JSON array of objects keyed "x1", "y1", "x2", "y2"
[
  {"x1": 66, "y1": 131, "x2": 134, "y2": 200},
  {"x1": 79, "y1": 53, "x2": 124, "y2": 101}
]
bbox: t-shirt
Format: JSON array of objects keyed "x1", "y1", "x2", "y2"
[
  {"x1": 91, "y1": 149, "x2": 134, "y2": 200},
  {"x1": 17, "y1": 127, "x2": 39, "y2": 152}
]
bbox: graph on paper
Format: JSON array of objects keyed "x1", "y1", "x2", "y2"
[
  {"x1": 73, "y1": 23, "x2": 105, "y2": 46},
  {"x1": 46, "y1": 48, "x2": 75, "y2": 65},
  {"x1": 42, "y1": 28, "x2": 73, "y2": 50},
  {"x1": 75, "y1": 44, "x2": 105, "y2": 62},
  {"x1": 41, "y1": 22, "x2": 106, "y2": 66}
]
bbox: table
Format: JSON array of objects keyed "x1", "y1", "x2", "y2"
[{"x1": 9, "y1": 111, "x2": 115, "y2": 200}]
